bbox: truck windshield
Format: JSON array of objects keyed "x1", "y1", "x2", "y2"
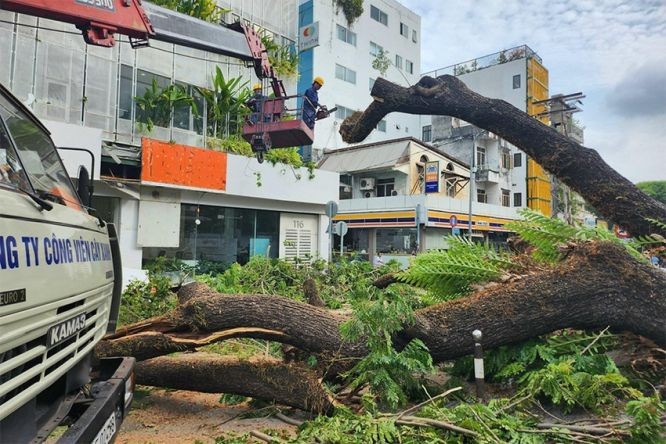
[
  {"x1": 0, "y1": 117, "x2": 30, "y2": 191},
  {"x1": 0, "y1": 94, "x2": 82, "y2": 210}
]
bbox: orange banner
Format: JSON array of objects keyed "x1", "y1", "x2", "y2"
[{"x1": 141, "y1": 138, "x2": 227, "y2": 191}]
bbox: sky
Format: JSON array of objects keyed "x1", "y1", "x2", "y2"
[{"x1": 399, "y1": 0, "x2": 666, "y2": 183}]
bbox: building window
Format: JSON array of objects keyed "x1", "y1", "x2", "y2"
[
  {"x1": 336, "y1": 24, "x2": 357, "y2": 46},
  {"x1": 513, "y1": 192, "x2": 522, "y2": 207},
  {"x1": 376, "y1": 178, "x2": 395, "y2": 197},
  {"x1": 118, "y1": 64, "x2": 133, "y2": 120},
  {"x1": 502, "y1": 189, "x2": 510, "y2": 207},
  {"x1": 513, "y1": 152, "x2": 522, "y2": 167},
  {"x1": 377, "y1": 119, "x2": 387, "y2": 132},
  {"x1": 335, "y1": 104, "x2": 355, "y2": 120},
  {"x1": 135, "y1": 69, "x2": 170, "y2": 127},
  {"x1": 501, "y1": 151, "x2": 511, "y2": 169},
  {"x1": 395, "y1": 54, "x2": 403, "y2": 70},
  {"x1": 400, "y1": 22, "x2": 409, "y2": 37},
  {"x1": 340, "y1": 174, "x2": 352, "y2": 200},
  {"x1": 476, "y1": 146, "x2": 486, "y2": 167},
  {"x1": 412, "y1": 29, "x2": 417, "y2": 43},
  {"x1": 370, "y1": 5, "x2": 388, "y2": 25},
  {"x1": 173, "y1": 83, "x2": 204, "y2": 134},
  {"x1": 370, "y1": 41, "x2": 383, "y2": 57},
  {"x1": 369, "y1": 78, "x2": 375, "y2": 92},
  {"x1": 406, "y1": 60, "x2": 414, "y2": 74},
  {"x1": 422, "y1": 125, "x2": 432, "y2": 142},
  {"x1": 477, "y1": 188, "x2": 487, "y2": 203},
  {"x1": 513, "y1": 74, "x2": 521, "y2": 89},
  {"x1": 335, "y1": 63, "x2": 357, "y2": 84}
]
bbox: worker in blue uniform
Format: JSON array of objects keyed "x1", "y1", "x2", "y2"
[
  {"x1": 303, "y1": 76, "x2": 324, "y2": 130},
  {"x1": 246, "y1": 83, "x2": 266, "y2": 124}
]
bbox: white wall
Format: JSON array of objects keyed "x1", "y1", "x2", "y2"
[{"x1": 310, "y1": 0, "x2": 422, "y2": 152}]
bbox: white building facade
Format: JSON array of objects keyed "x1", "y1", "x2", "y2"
[{"x1": 298, "y1": 0, "x2": 422, "y2": 159}]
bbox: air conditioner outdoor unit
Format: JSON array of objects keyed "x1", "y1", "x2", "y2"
[
  {"x1": 390, "y1": 189, "x2": 399, "y2": 196},
  {"x1": 363, "y1": 190, "x2": 376, "y2": 198},
  {"x1": 360, "y1": 178, "x2": 376, "y2": 190}
]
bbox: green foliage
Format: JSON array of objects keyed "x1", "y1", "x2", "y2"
[
  {"x1": 333, "y1": 0, "x2": 364, "y2": 25},
  {"x1": 508, "y1": 208, "x2": 648, "y2": 263},
  {"x1": 150, "y1": 0, "x2": 225, "y2": 23},
  {"x1": 218, "y1": 393, "x2": 248, "y2": 405},
  {"x1": 398, "y1": 235, "x2": 515, "y2": 299},
  {"x1": 341, "y1": 286, "x2": 433, "y2": 409},
  {"x1": 626, "y1": 395, "x2": 666, "y2": 443},
  {"x1": 636, "y1": 180, "x2": 666, "y2": 204},
  {"x1": 206, "y1": 136, "x2": 253, "y2": 156},
  {"x1": 293, "y1": 407, "x2": 400, "y2": 444},
  {"x1": 372, "y1": 48, "x2": 391, "y2": 76},
  {"x1": 196, "y1": 67, "x2": 251, "y2": 138},
  {"x1": 119, "y1": 272, "x2": 177, "y2": 325},
  {"x1": 260, "y1": 35, "x2": 299, "y2": 78},
  {"x1": 264, "y1": 147, "x2": 303, "y2": 168},
  {"x1": 135, "y1": 80, "x2": 197, "y2": 132}
]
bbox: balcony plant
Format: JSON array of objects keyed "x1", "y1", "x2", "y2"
[
  {"x1": 196, "y1": 67, "x2": 251, "y2": 139},
  {"x1": 135, "y1": 80, "x2": 198, "y2": 133}
]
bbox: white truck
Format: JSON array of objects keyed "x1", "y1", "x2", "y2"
[{"x1": 0, "y1": 83, "x2": 133, "y2": 443}]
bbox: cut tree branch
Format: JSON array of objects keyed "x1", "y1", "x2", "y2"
[{"x1": 340, "y1": 76, "x2": 666, "y2": 237}]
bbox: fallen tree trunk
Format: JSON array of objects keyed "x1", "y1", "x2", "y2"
[
  {"x1": 100, "y1": 242, "x2": 665, "y2": 365},
  {"x1": 339, "y1": 76, "x2": 666, "y2": 238},
  {"x1": 135, "y1": 353, "x2": 336, "y2": 414}
]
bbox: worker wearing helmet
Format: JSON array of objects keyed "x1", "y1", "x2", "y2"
[
  {"x1": 246, "y1": 83, "x2": 267, "y2": 124},
  {"x1": 303, "y1": 76, "x2": 324, "y2": 130}
]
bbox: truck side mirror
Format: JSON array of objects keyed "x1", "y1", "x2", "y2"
[{"x1": 77, "y1": 166, "x2": 93, "y2": 209}]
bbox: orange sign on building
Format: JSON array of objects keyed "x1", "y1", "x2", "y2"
[{"x1": 141, "y1": 138, "x2": 227, "y2": 191}]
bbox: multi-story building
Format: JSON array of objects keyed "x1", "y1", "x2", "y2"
[
  {"x1": 298, "y1": 0, "x2": 422, "y2": 159},
  {"x1": 319, "y1": 137, "x2": 520, "y2": 266},
  {"x1": 420, "y1": 45, "x2": 552, "y2": 216},
  {"x1": 0, "y1": 2, "x2": 340, "y2": 284}
]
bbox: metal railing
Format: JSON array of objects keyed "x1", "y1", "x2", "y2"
[{"x1": 422, "y1": 45, "x2": 541, "y2": 78}]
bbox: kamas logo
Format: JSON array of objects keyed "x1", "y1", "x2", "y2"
[
  {"x1": 47, "y1": 314, "x2": 87, "y2": 348},
  {"x1": 76, "y1": 0, "x2": 115, "y2": 12}
]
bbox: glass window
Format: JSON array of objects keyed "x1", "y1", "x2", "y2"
[
  {"x1": 502, "y1": 189, "x2": 510, "y2": 207},
  {"x1": 377, "y1": 119, "x2": 387, "y2": 132},
  {"x1": 118, "y1": 64, "x2": 133, "y2": 120},
  {"x1": 400, "y1": 22, "x2": 409, "y2": 37},
  {"x1": 335, "y1": 64, "x2": 356, "y2": 84},
  {"x1": 0, "y1": 116, "x2": 29, "y2": 190},
  {"x1": 501, "y1": 151, "x2": 511, "y2": 169},
  {"x1": 376, "y1": 178, "x2": 395, "y2": 197},
  {"x1": 376, "y1": 227, "x2": 417, "y2": 254},
  {"x1": 369, "y1": 41, "x2": 383, "y2": 57},
  {"x1": 513, "y1": 192, "x2": 522, "y2": 207},
  {"x1": 135, "y1": 69, "x2": 171, "y2": 127},
  {"x1": 477, "y1": 188, "x2": 487, "y2": 203},
  {"x1": 412, "y1": 29, "x2": 417, "y2": 43},
  {"x1": 476, "y1": 146, "x2": 486, "y2": 167},
  {"x1": 406, "y1": 60, "x2": 414, "y2": 74},
  {"x1": 336, "y1": 24, "x2": 357, "y2": 46},
  {"x1": 370, "y1": 5, "x2": 388, "y2": 25},
  {"x1": 513, "y1": 74, "x2": 521, "y2": 89},
  {"x1": 335, "y1": 105, "x2": 355, "y2": 120},
  {"x1": 422, "y1": 125, "x2": 432, "y2": 142},
  {"x1": 0, "y1": 94, "x2": 79, "y2": 208},
  {"x1": 513, "y1": 152, "x2": 522, "y2": 167},
  {"x1": 395, "y1": 54, "x2": 403, "y2": 70},
  {"x1": 369, "y1": 78, "x2": 376, "y2": 92},
  {"x1": 173, "y1": 84, "x2": 203, "y2": 134}
]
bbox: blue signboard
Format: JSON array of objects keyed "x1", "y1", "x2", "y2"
[{"x1": 424, "y1": 161, "x2": 439, "y2": 193}]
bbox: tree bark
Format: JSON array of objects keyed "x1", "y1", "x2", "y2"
[
  {"x1": 339, "y1": 76, "x2": 666, "y2": 238},
  {"x1": 135, "y1": 353, "x2": 336, "y2": 414},
  {"x1": 100, "y1": 242, "x2": 665, "y2": 365}
]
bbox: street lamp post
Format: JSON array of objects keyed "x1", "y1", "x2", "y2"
[{"x1": 468, "y1": 131, "x2": 477, "y2": 241}]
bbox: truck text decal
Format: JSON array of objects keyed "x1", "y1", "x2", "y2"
[
  {"x1": 0, "y1": 288, "x2": 26, "y2": 306},
  {"x1": 0, "y1": 235, "x2": 112, "y2": 271},
  {"x1": 75, "y1": 0, "x2": 115, "y2": 12}
]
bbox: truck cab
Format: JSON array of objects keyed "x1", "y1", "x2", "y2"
[{"x1": 0, "y1": 83, "x2": 133, "y2": 443}]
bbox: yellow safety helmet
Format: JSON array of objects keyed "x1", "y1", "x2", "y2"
[
  {"x1": 252, "y1": 83, "x2": 262, "y2": 91},
  {"x1": 313, "y1": 76, "x2": 324, "y2": 86}
]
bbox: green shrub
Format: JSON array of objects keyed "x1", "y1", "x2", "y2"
[{"x1": 119, "y1": 273, "x2": 177, "y2": 325}]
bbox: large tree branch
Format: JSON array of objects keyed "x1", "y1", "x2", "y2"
[{"x1": 340, "y1": 76, "x2": 666, "y2": 237}]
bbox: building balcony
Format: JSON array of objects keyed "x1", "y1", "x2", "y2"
[{"x1": 476, "y1": 166, "x2": 501, "y2": 184}]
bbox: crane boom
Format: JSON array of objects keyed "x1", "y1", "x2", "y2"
[{"x1": 0, "y1": 0, "x2": 155, "y2": 47}]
